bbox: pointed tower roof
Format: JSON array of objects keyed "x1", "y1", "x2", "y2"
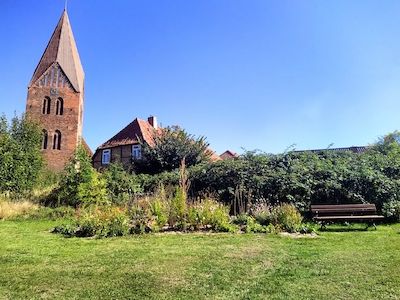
[{"x1": 29, "y1": 10, "x2": 84, "y2": 92}]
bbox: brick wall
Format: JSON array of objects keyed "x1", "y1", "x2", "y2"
[{"x1": 26, "y1": 84, "x2": 83, "y2": 172}]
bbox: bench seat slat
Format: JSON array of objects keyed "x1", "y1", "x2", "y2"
[{"x1": 314, "y1": 215, "x2": 384, "y2": 220}]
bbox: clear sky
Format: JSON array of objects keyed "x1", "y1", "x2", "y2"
[{"x1": 1, "y1": 0, "x2": 400, "y2": 154}]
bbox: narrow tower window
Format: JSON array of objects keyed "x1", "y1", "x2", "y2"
[
  {"x1": 42, "y1": 130, "x2": 48, "y2": 150},
  {"x1": 53, "y1": 130, "x2": 62, "y2": 150},
  {"x1": 56, "y1": 97, "x2": 64, "y2": 115},
  {"x1": 42, "y1": 97, "x2": 51, "y2": 114}
]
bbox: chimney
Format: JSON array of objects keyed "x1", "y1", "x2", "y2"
[{"x1": 148, "y1": 116, "x2": 158, "y2": 129}]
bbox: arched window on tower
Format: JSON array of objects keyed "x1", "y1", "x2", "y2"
[
  {"x1": 56, "y1": 97, "x2": 64, "y2": 115},
  {"x1": 42, "y1": 130, "x2": 48, "y2": 150},
  {"x1": 42, "y1": 97, "x2": 51, "y2": 114},
  {"x1": 53, "y1": 130, "x2": 61, "y2": 150}
]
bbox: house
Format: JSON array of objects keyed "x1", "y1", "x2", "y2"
[
  {"x1": 92, "y1": 116, "x2": 158, "y2": 170},
  {"x1": 92, "y1": 116, "x2": 221, "y2": 170},
  {"x1": 25, "y1": 9, "x2": 91, "y2": 171},
  {"x1": 220, "y1": 150, "x2": 239, "y2": 160}
]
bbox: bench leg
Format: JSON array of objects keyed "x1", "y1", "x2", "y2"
[
  {"x1": 365, "y1": 222, "x2": 377, "y2": 230},
  {"x1": 320, "y1": 222, "x2": 327, "y2": 230}
]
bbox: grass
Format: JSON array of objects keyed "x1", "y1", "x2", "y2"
[
  {"x1": 0, "y1": 200, "x2": 38, "y2": 220},
  {"x1": 0, "y1": 221, "x2": 399, "y2": 299}
]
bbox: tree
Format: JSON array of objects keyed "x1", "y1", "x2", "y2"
[
  {"x1": 0, "y1": 114, "x2": 43, "y2": 195},
  {"x1": 57, "y1": 144, "x2": 108, "y2": 207},
  {"x1": 135, "y1": 126, "x2": 211, "y2": 174}
]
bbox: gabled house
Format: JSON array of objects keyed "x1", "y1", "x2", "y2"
[
  {"x1": 92, "y1": 116, "x2": 221, "y2": 170},
  {"x1": 220, "y1": 150, "x2": 239, "y2": 160},
  {"x1": 92, "y1": 116, "x2": 158, "y2": 170}
]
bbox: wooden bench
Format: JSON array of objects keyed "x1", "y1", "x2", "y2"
[{"x1": 311, "y1": 204, "x2": 384, "y2": 229}]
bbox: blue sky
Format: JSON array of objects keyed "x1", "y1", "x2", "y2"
[{"x1": 1, "y1": 0, "x2": 400, "y2": 154}]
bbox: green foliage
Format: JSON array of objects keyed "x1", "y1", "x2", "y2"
[
  {"x1": 149, "y1": 187, "x2": 169, "y2": 228},
  {"x1": 136, "y1": 126, "x2": 211, "y2": 174},
  {"x1": 187, "y1": 199, "x2": 235, "y2": 232},
  {"x1": 57, "y1": 144, "x2": 108, "y2": 207},
  {"x1": 382, "y1": 200, "x2": 400, "y2": 222},
  {"x1": 232, "y1": 213, "x2": 274, "y2": 233},
  {"x1": 102, "y1": 163, "x2": 143, "y2": 204},
  {"x1": 270, "y1": 204, "x2": 303, "y2": 233},
  {"x1": 189, "y1": 132, "x2": 400, "y2": 214},
  {"x1": 12, "y1": 206, "x2": 75, "y2": 221},
  {"x1": 54, "y1": 206, "x2": 130, "y2": 238},
  {"x1": 169, "y1": 186, "x2": 187, "y2": 228},
  {"x1": 0, "y1": 114, "x2": 43, "y2": 196},
  {"x1": 77, "y1": 171, "x2": 108, "y2": 206}
]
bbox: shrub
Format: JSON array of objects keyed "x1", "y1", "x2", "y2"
[
  {"x1": 169, "y1": 186, "x2": 187, "y2": 228},
  {"x1": 149, "y1": 188, "x2": 169, "y2": 229},
  {"x1": 55, "y1": 206, "x2": 130, "y2": 238},
  {"x1": 250, "y1": 203, "x2": 272, "y2": 226},
  {"x1": 232, "y1": 213, "x2": 273, "y2": 233},
  {"x1": 382, "y1": 200, "x2": 400, "y2": 222},
  {"x1": 57, "y1": 145, "x2": 107, "y2": 207},
  {"x1": 102, "y1": 163, "x2": 143, "y2": 204},
  {"x1": 129, "y1": 198, "x2": 159, "y2": 234},
  {"x1": 270, "y1": 204, "x2": 303, "y2": 233},
  {"x1": 187, "y1": 199, "x2": 233, "y2": 231},
  {"x1": 77, "y1": 171, "x2": 109, "y2": 206}
]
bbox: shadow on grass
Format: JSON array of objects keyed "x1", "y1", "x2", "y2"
[
  {"x1": 319, "y1": 227, "x2": 372, "y2": 232},
  {"x1": 316, "y1": 223, "x2": 380, "y2": 232}
]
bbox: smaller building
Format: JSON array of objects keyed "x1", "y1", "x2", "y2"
[
  {"x1": 220, "y1": 150, "x2": 239, "y2": 160},
  {"x1": 93, "y1": 116, "x2": 158, "y2": 170},
  {"x1": 93, "y1": 116, "x2": 221, "y2": 170}
]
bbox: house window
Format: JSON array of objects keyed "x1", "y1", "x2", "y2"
[
  {"x1": 132, "y1": 145, "x2": 141, "y2": 159},
  {"x1": 102, "y1": 149, "x2": 111, "y2": 164},
  {"x1": 56, "y1": 97, "x2": 64, "y2": 115},
  {"x1": 42, "y1": 97, "x2": 51, "y2": 114},
  {"x1": 53, "y1": 130, "x2": 61, "y2": 150},
  {"x1": 42, "y1": 130, "x2": 48, "y2": 149}
]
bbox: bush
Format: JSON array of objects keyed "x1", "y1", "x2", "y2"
[
  {"x1": 270, "y1": 204, "x2": 303, "y2": 233},
  {"x1": 129, "y1": 198, "x2": 159, "y2": 234},
  {"x1": 57, "y1": 145, "x2": 108, "y2": 207},
  {"x1": 149, "y1": 187, "x2": 169, "y2": 229},
  {"x1": 102, "y1": 163, "x2": 143, "y2": 204},
  {"x1": 55, "y1": 206, "x2": 130, "y2": 238},
  {"x1": 11, "y1": 206, "x2": 75, "y2": 220},
  {"x1": 0, "y1": 114, "x2": 43, "y2": 196},
  {"x1": 232, "y1": 213, "x2": 273, "y2": 233},
  {"x1": 250, "y1": 203, "x2": 272, "y2": 226},
  {"x1": 187, "y1": 199, "x2": 235, "y2": 232},
  {"x1": 382, "y1": 200, "x2": 400, "y2": 222},
  {"x1": 169, "y1": 187, "x2": 187, "y2": 228}
]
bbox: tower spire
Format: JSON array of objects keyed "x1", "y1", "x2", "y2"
[
  {"x1": 29, "y1": 10, "x2": 84, "y2": 92},
  {"x1": 65, "y1": 0, "x2": 68, "y2": 11}
]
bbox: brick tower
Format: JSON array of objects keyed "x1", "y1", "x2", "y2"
[{"x1": 26, "y1": 10, "x2": 85, "y2": 172}]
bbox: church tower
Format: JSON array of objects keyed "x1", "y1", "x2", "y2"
[{"x1": 26, "y1": 10, "x2": 85, "y2": 172}]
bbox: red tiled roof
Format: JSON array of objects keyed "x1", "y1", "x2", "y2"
[
  {"x1": 95, "y1": 117, "x2": 221, "y2": 162},
  {"x1": 207, "y1": 149, "x2": 222, "y2": 161},
  {"x1": 98, "y1": 118, "x2": 157, "y2": 150},
  {"x1": 220, "y1": 150, "x2": 239, "y2": 160}
]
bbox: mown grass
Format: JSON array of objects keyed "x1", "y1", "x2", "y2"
[{"x1": 0, "y1": 221, "x2": 399, "y2": 300}]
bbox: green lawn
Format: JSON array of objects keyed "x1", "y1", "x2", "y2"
[{"x1": 0, "y1": 221, "x2": 399, "y2": 300}]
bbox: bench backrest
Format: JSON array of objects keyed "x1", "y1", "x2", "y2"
[{"x1": 311, "y1": 204, "x2": 377, "y2": 216}]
